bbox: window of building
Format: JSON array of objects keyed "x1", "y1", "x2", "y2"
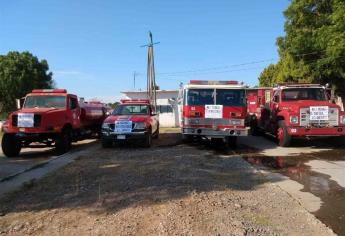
[{"x1": 157, "y1": 105, "x2": 173, "y2": 113}]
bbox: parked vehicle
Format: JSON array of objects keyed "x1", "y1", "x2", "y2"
[
  {"x1": 246, "y1": 83, "x2": 345, "y2": 147},
  {"x1": 101, "y1": 99, "x2": 159, "y2": 148},
  {"x1": 180, "y1": 80, "x2": 248, "y2": 147},
  {"x1": 1, "y1": 89, "x2": 107, "y2": 157}
]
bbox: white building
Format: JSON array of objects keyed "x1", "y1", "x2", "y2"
[{"x1": 121, "y1": 90, "x2": 180, "y2": 128}]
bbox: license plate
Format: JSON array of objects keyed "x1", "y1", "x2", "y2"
[{"x1": 117, "y1": 135, "x2": 126, "y2": 140}]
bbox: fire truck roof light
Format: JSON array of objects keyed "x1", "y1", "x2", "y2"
[
  {"x1": 120, "y1": 99, "x2": 151, "y2": 104},
  {"x1": 31, "y1": 89, "x2": 67, "y2": 93},
  {"x1": 189, "y1": 80, "x2": 239, "y2": 85}
]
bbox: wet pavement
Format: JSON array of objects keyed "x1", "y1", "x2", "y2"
[{"x1": 243, "y1": 150, "x2": 345, "y2": 235}]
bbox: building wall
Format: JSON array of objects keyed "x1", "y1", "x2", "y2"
[{"x1": 122, "y1": 91, "x2": 180, "y2": 128}]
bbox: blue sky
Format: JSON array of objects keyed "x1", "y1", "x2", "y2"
[{"x1": 0, "y1": 0, "x2": 289, "y2": 102}]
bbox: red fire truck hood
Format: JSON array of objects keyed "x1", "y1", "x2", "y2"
[
  {"x1": 14, "y1": 107, "x2": 64, "y2": 114},
  {"x1": 104, "y1": 115, "x2": 149, "y2": 123},
  {"x1": 280, "y1": 100, "x2": 339, "y2": 109}
]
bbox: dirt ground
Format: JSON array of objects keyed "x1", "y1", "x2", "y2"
[{"x1": 0, "y1": 130, "x2": 334, "y2": 235}]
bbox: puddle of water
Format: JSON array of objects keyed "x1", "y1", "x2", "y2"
[{"x1": 243, "y1": 153, "x2": 345, "y2": 235}]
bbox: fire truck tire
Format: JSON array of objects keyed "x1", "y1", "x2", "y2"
[
  {"x1": 55, "y1": 128, "x2": 72, "y2": 154},
  {"x1": 101, "y1": 138, "x2": 112, "y2": 148},
  {"x1": 182, "y1": 134, "x2": 193, "y2": 143},
  {"x1": 277, "y1": 121, "x2": 291, "y2": 147},
  {"x1": 143, "y1": 131, "x2": 152, "y2": 148},
  {"x1": 227, "y1": 136, "x2": 237, "y2": 149},
  {"x1": 1, "y1": 133, "x2": 21, "y2": 157},
  {"x1": 153, "y1": 126, "x2": 159, "y2": 139}
]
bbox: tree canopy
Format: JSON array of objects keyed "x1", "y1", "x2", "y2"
[
  {"x1": 0, "y1": 51, "x2": 54, "y2": 114},
  {"x1": 259, "y1": 0, "x2": 345, "y2": 95}
]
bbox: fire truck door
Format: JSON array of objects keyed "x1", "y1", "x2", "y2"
[
  {"x1": 68, "y1": 96, "x2": 81, "y2": 129},
  {"x1": 270, "y1": 90, "x2": 280, "y2": 129}
]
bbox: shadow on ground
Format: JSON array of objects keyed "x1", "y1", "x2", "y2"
[{"x1": 0, "y1": 132, "x2": 274, "y2": 216}]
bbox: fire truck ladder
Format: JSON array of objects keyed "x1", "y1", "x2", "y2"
[{"x1": 141, "y1": 31, "x2": 160, "y2": 111}]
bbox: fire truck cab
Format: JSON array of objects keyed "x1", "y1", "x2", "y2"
[{"x1": 180, "y1": 80, "x2": 248, "y2": 146}]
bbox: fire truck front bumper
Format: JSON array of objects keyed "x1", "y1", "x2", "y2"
[
  {"x1": 182, "y1": 127, "x2": 249, "y2": 137},
  {"x1": 287, "y1": 126, "x2": 345, "y2": 137},
  {"x1": 102, "y1": 130, "x2": 148, "y2": 141}
]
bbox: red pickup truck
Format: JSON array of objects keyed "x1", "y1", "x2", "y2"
[
  {"x1": 101, "y1": 99, "x2": 159, "y2": 148},
  {"x1": 1, "y1": 89, "x2": 107, "y2": 157}
]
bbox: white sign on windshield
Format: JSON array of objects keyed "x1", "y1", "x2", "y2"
[
  {"x1": 310, "y1": 106, "x2": 329, "y2": 120},
  {"x1": 18, "y1": 113, "x2": 34, "y2": 128},
  {"x1": 115, "y1": 121, "x2": 132, "y2": 133},
  {"x1": 205, "y1": 105, "x2": 223, "y2": 119}
]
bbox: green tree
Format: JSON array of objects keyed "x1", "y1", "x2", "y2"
[
  {"x1": 258, "y1": 64, "x2": 278, "y2": 86},
  {"x1": 260, "y1": 0, "x2": 345, "y2": 95},
  {"x1": 107, "y1": 102, "x2": 120, "y2": 109},
  {"x1": 0, "y1": 51, "x2": 54, "y2": 114}
]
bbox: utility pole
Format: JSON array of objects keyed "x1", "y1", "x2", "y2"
[
  {"x1": 141, "y1": 31, "x2": 160, "y2": 110},
  {"x1": 133, "y1": 71, "x2": 137, "y2": 90}
]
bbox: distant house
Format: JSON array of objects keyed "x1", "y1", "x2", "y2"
[{"x1": 121, "y1": 90, "x2": 180, "y2": 128}]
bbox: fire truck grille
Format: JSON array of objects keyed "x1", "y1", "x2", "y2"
[
  {"x1": 33, "y1": 114, "x2": 41, "y2": 127},
  {"x1": 184, "y1": 118, "x2": 244, "y2": 126},
  {"x1": 12, "y1": 115, "x2": 18, "y2": 127},
  {"x1": 300, "y1": 107, "x2": 338, "y2": 127},
  {"x1": 108, "y1": 123, "x2": 135, "y2": 131}
]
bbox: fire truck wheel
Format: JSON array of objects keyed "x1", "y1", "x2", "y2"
[
  {"x1": 250, "y1": 119, "x2": 262, "y2": 136},
  {"x1": 143, "y1": 131, "x2": 152, "y2": 148},
  {"x1": 153, "y1": 126, "x2": 159, "y2": 139},
  {"x1": 182, "y1": 134, "x2": 193, "y2": 143},
  {"x1": 227, "y1": 136, "x2": 237, "y2": 149},
  {"x1": 1, "y1": 133, "x2": 21, "y2": 157},
  {"x1": 55, "y1": 128, "x2": 72, "y2": 154},
  {"x1": 101, "y1": 138, "x2": 112, "y2": 148},
  {"x1": 277, "y1": 121, "x2": 291, "y2": 147}
]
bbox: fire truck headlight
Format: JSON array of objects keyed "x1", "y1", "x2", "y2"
[
  {"x1": 340, "y1": 116, "x2": 345, "y2": 124},
  {"x1": 290, "y1": 116, "x2": 299, "y2": 124},
  {"x1": 230, "y1": 119, "x2": 241, "y2": 125},
  {"x1": 134, "y1": 122, "x2": 146, "y2": 129}
]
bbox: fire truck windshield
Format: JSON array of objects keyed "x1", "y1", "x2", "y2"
[
  {"x1": 282, "y1": 88, "x2": 327, "y2": 101},
  {"x1": 185, "y1": 89, "x2": 214, "y2": 105},
  {"x1": 24, "y1": 96, "x2": 66, "y2": 108},
  {"x1": 216, "y1": 89, "x2": 245, "y2": 106},
  {"x1": 185, "y1": 89, "x2": 245, "y2": 106},
  {"x1": 113, "y1": 105, "x2": 149, "y2": 115}
]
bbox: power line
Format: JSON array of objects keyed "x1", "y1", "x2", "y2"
[{"x1": 156, "y1": 58, "x2": 276, "y2": 76}]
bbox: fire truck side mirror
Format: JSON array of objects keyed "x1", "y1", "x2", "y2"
[{"x1": 16, "y1": 98, "x2": 25, "y2": 110}]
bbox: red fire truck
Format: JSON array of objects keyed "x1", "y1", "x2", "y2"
[
  {"x1": 180, "y1": 80, "x2": 248, "y2": 146},
  {"x1": 1, "y1": 89, "x2": 107, "y2": 157},
  {"x1": 246, "y1": 83, "x2": 345, "y2": 146}
]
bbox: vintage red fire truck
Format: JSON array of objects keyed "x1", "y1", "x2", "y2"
[
  {"x1": 1, "y1": 89, "x2": 107, "y2": 157},
  {"x1": 180, "y1": 80, "x2": 248, "y2": 146},
  {"x1": 101, "y1": 99, "x2": 159, "y2": 148},
  {"x1": 246, "y1": 83, "x2": 345, "y2": 147}
]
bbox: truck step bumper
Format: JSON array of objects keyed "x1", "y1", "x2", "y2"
[
  {"x1": 102, "y1": 131, "x2": 147, "y2": 141},
  {"x1": 182, "y1": 127, "x2": 248, "y2": 137},
  {"x1": 288, "y1": 126, "x2": 345, "y2": 137}
]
